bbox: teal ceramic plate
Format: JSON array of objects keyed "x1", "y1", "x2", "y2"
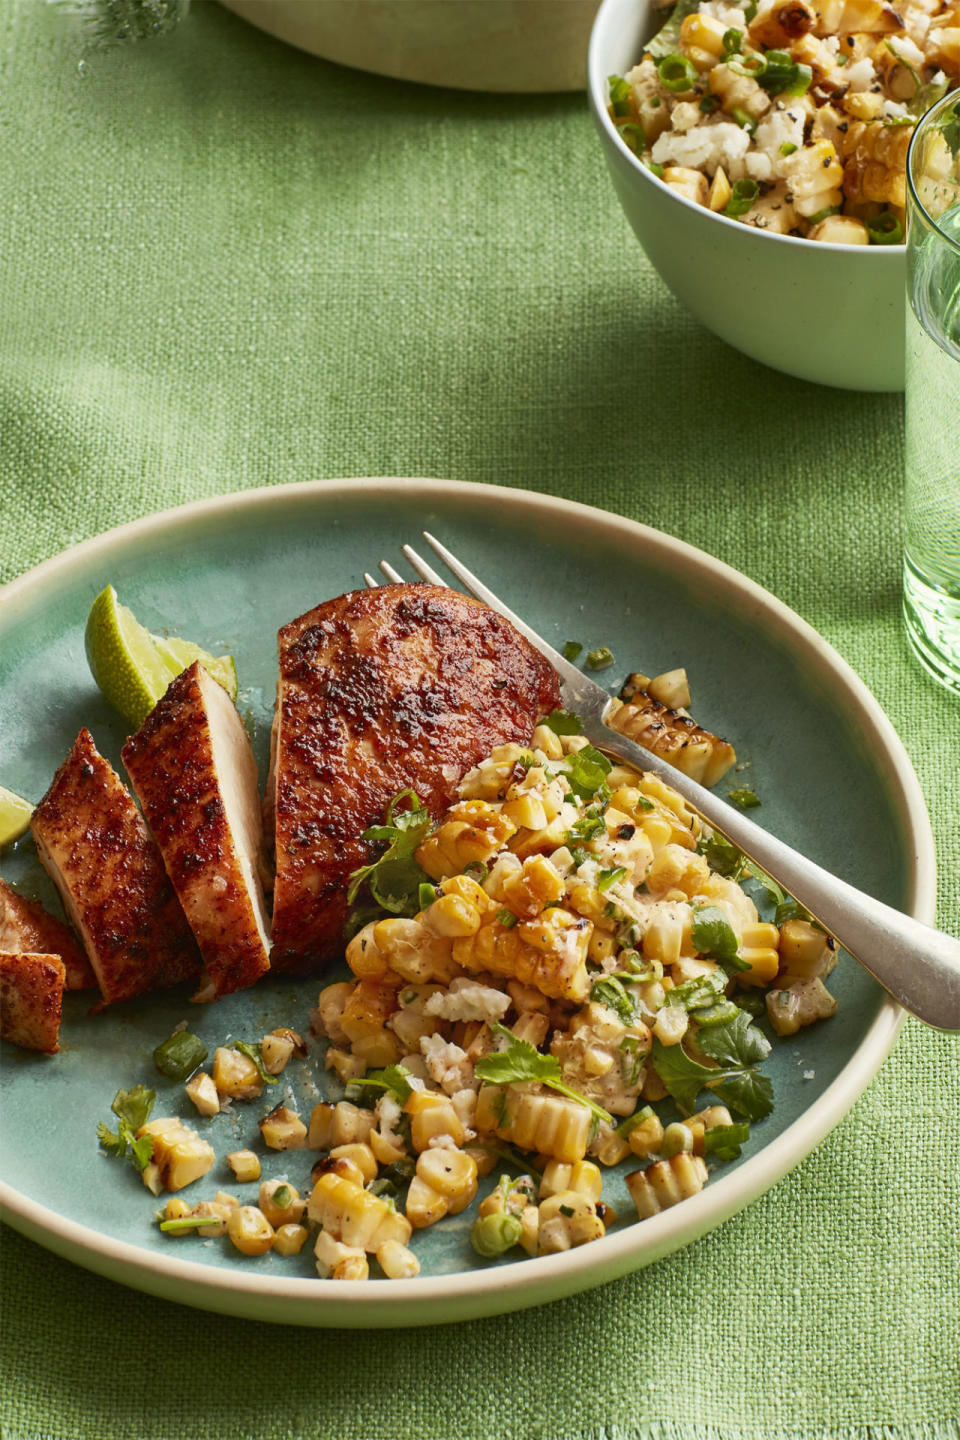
[{"x1": 0, "y1": 478, "x2": 934, "y2": 1328}]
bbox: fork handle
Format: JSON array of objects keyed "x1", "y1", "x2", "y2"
[{"x1": 592, "y1": 720, "x2": 960, "y2": 1032}]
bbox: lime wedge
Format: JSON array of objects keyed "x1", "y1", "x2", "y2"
[
  {"x1": 85, "y1": 585, "x2": 238, "y2": 730},
  {"x1": 0, "y1": 785, "x2": 34, "y2": 848}
]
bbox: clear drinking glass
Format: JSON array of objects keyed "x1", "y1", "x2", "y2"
[{"x1": 904, "y1": 89, "x2": 960, "y2": 696}]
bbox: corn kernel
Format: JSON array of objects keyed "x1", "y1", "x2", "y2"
[
  {"x1": 330, "y1": 1142, "x2": 378, "y2": 1185},
  {"x1": 259, "y1": 1178, "x2": 305, "y2": 1227},
  {"x1": 377, "y1": 1239, "x2": 421, "y2": 1278},
  {"x1": 273, "y1": 1223, "x2": 309, "y2": 1256},
  {"x1": 226, "y1": 1205, "x2": 275, "y2": 1256},
  {"x1": 184, "y1": 1072, "x2": 219, "y2": 1117},
  {"x1": 259, "y1": 1103, "x2": 307, "y2": 1151},
  {"x1": 212, "y1": 1046, "x2": 263, "y2": 1100},
  {"x1": 226, "y1": 1149, "x2": 261, "y2": 1183}
]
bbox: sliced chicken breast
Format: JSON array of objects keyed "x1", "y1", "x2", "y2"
[
  {"x1": 30, "y1": 729, "x2": 199, "y2": 1004},
  {"x1": 0, "y1": 876, "x2": 96, "y2": 990},
  {"x1": 123, "y1": 661, "x2": 271, "y2": 999},
  {"x1": 268, "y1": 582, "x2": 561, "y2": 972},
  {"x1": 0, "y1": 951, "x2": 66, "y2": 1053}
]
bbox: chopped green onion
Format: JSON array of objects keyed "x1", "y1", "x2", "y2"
[
  {"x1": 471, "y1": 1211, "x2": 523, "y2": 1257},
  {"x1": 728, "y1": 787, "x2": 761, "y2": 809},
  {"x1": 418, "y1": 882, "x2": 437, "y2": 910},
  {"x1": 159, "y1": 1214, "x2": 221, "y2": 1233},
  {"x1": 722, "y1": 27, "x2": 742, "y2": 54},
  {"x1": 615, "y1": 1104, "x2": 654, "y2": 1139},
  {"x1": 273, "y1": 1183, "x2": 293, "y2": 1209},
  {"x1": 646, "y1": 161, "x2": 665, "y2": 179},
  {"x1": 730, "y1": 106, "x2": 757, "y2": 134},
  {"x1": 756, "y1": 52, "x2": 812, "y2": 96},
  {"x1": 608, "y1": 74, "x2": 633, "y2": 117},
  {"x1": 779, "y1": 141, "x2": 798, "y2": 156},
  {"x1": 865, "y1": 211, "x2": 903, "y2": 245},
  {"x1": 597, "y1": 865, "x2": 628, "y2": 893},
  {"x1": 153, "y1": 1030, "x2": 208, "y2": 1082},
  {"x1": 699, "y1": 95, "x2": 719, "y2": 113},
  {"x1": 562, "y1": 641, "x2": 583, "y2": 662},
  {"x1": 618, "y1": 122, "x2": 646, "y2": 155},
  {"x1": 703, "y1": 1120, "x2": 751, "y2": 1161},
  {"x1": 724, "y1": 178, "x2": 759, "y2": 217},
  {"x1": 743, "y1": 0, "x2": 758, "y2": 19},
  {"x1": 656, "y1": 52, "x2": 699, "y2": 92},
  {"x1": 497, "y1": 908, "x2": 519, "y2": 929},
  {"x1": 694, "y1": 999, "x2": 741, "y2": 1027},
  {"x1": 728, "y1": 51, "x2": 767, "y2": 78},
  {"x1": 807, "y1": 204, "x2": 842, "y2": 226},
  {"x1": 585, "y1": 646, "x2": 615, "y2": 671}
]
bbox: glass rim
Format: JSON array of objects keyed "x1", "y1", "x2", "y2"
[{"x1": 907, "y1": 85, "x2": 960, "y2": 256}]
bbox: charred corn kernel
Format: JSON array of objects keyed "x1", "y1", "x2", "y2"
[
  {"x1": 404, "y1": 1090, "x2": 467, "y2": 1152},
  {"x1": 334, "y1": 1254, "x2": 370, "y2": 1281},
  {"x1": 539, "y1": 1159, "x2": 603, "y2": 1202},
  {"x1": 311, "y1": 1153, "x2": 368, "y2": 1189},
  {"x1": 454, "y1": 906, "x2": 592, "y2": 1004},
  {"x1": 647, "y1": 845, "x2": 710, "y2": 898},
  {"x1": 738, "y1": 922, "x2": 781, "y2": 986},
  {"x1": 779, "y1": 919, "x2": 836, "y2": 982},
  {"x1": 341, "y1": 979, "x2": 401, "y2": 1065},
  {"x1": 664, "y1": 166, "x2": 710, "y2": 207},
  {"x1": 766, "y1": 977, "x2": 837, "y2": 1036},
  {"x1": 627, "y1": 1153, "x2": 708, "y2": 1219},
  {"x1": 475, "y1": 1085, "x2": 593, "y2": 1164},
  {"x1": 259, "y1": 1104, "x2": 307, "y2": 1151},
  {"x1": 748, "y1": 0, "x2": 815, "y2": 44},
  {"x1": 842, "y1": 120, "x2": 911, "y2": 208},
  {"x1": 369, "y1": 917, "x2": 460, "y2": 986},
  {"x1": 315, "y1": 1229, "x2": 367, "y2": 1278},
  {"x1": 537, "y1": 1190, "x2": 605, "y2": 1253},
  {"x1": 212, "y1": 1046, "x2": 263, "y2": 1100},
  {"x1": 344, "y1": 926, "x2": 390, "y2": 981},
  {"x1": 274, "y1": 1223, "x2": 308, "y2": 1256},
  {"x1": 226, "y1": 1204, "x2": 275, "y2": 1255},
  {"x1": 421, "y1": 892, "x2": 483, "y2": 939},
  {"x1": 661, "y1": 1122, "x2": 695, "y2": 1158},
  {"x1": 500, "y1": 854, "x2": 566, "y2": 920},
  {"x1": 137, "y1": 1117, "x2": 215, "y2": 1194},
  {"x1": 416, "y1": 1147, "x2": 478, "y2": 1211},
  {"x1": 309, "y1": 1170, "x2": 412, "y2": 1250},
  {"x1": 416, "y1": 801, "x2": 517, "y2": 880},
  {"x1": 261, "y1": 1028, "x2": 304, "y2": 1074},
  {"x1": 709, "y1": 61, "x2": 772, "y2": 120},
  {"x1": 258, "y1": 1178, "x2": 305, "y2": 1226},
  {"x1": 325, "y1": 1047, "x2": 367, "y2": 1084},
  {"x1": 680, "y1": 10, "x2": 728, "y2": 62},
  {"x1": 813, "y1": 0, "x2": 900, "y2": 32},
  {"x1": 405, "y1": 1173, "x2": 449, "y2": 1229},
  {"x1": 226, "y1": 1149, "x2": 261, "y2": 1183},
  {"x1": 709, "y1": 166, "x2": 733, "y2": 212},
  {"x1": 315, "y1": 979, "x2": 355, "y2": 1042},
  {"x1": 627, "y1": 1109, "x2": 665, "y2": 1159},
  {"x1": 307, "y1": 1102, "x2": 336, "y2": 1149},
  {"x1": 377, "y1": 1238, "x2": 420, "y2": 1278},
  {"x1": 184, "y1": 1071, "x2": 219, "y2": 1117},
  {"x1": 330, "y1": 1142, "x2": 378, "y2": 1185},
  {"x1": 590, "y1": 1124, "x2": 631, "y2": 1167}
]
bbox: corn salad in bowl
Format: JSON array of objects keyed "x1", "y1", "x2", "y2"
[{"x1": 607, "y1": 0, "x2": 960, "y2": 242}]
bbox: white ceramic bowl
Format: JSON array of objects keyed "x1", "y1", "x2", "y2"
[
  {"x1": 219, "y1": 0, "x2": 601, "y2": 93},
  {"x1": 588, "y1": 0, "x2": 906, "y2": 390}
]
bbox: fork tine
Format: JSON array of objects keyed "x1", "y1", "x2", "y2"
[
  {"x1": 378, "y1": 561, "x2": 405, "y2": 584},
  {"x1": 401, "y1": 544, "x2": 447, "y2": 587},
  {"x1": 420, "y1": 532, "x2": 584, "y2": 688},
  {"x1": 363, "y1": 572, "x2": 380, "y2": 588}
]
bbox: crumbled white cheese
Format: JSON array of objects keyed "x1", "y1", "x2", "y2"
[
  {"x1": 744, "y1": 151, "x2": 774, "y2": 181},
  {"x1": 699, "y1": 0, "x2": 747, "y2": 26},
  {"x1": 420, "y1": 1033, "x2": 473, "y2": 1094},
  {"x1": 671, "y1": 101, "x2": 702, "y2": 134},
  {"x1": 880, "y1": 99, "x2": 911, "y2": 121},
  {"x1": 753, "y1": 105, "x2": 806, "y2": 178},
  {"x1": 424, "y1": 978, "x2": 511, "y2": 1025},
  {"x1": 651, "y1": 121, "x2": 753, "y2": 180},
  {"x1": 844, "y1": 58, "x2": 877, "y2": 92}
]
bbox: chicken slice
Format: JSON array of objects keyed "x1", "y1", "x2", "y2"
[
  {"x1": 123, "y1": 661, "x2": 271, "y2": 999},
  {"x1": 268, "y1": 582, "x2": 560, "y2": 972},
  {"x1": 0, "y1": 876, "x2": 96, "y2": 990},
  {"x1": 607, "y1": 674, "x2": 737, "y2": 788},
  {"x1": 30, "y1": 729, "x2": 198, "y2": 1004},
  {"x1": 0, "y1": 951, "x2": 66, "y2": 1053}
]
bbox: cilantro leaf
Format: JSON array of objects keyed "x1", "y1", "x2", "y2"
[
  {"x1": 98, "y1": 1085, "x2": 156, "y2": 1174},
  {"x1": 346, "y1": 789, "x2": 434, "y2": 923},
  {"x1": 349, "y1": 1063, "x2": 414, "y2": 1106},
  {"x1": 649, "y1": 1038, "x2": 717, "y2": 1115},
  {"x1": 645, "y1": 0, "x2": 702, "y2": 58},
  {"x1": 690, "y1": 906, "x2": 746, "y2": 970},
  {"x1": 591, "y1": 975, "x2": 638, "y2": 1023},
  {"x1": 597, "y1": 865, "x2": 627, "y2": 892},
  {"x1": 711, "y1": 1069, "x2": 774, "y2": 1121},
  {"x1": 694, "y1": 1009, "x2": 771, "y2": 1069},
  {"x1": 564, "y1": 746, "x2": 612, "y2": 801},
  {"x1": 475, "y1": 1024, "x2": 614, "y2": 1126},
  {"x1": 727, "y1": 787, "x2": 761, "y2": 809},
  {"x1": 703, "y1": 1121, "x2": 751, "y2": 1161},
  {"x1": 540, "y1": 708, "x2": 583, "y2": 735},
  {"x1": 234, "y1": 1040, "x2": 279, "y2": 1086}
]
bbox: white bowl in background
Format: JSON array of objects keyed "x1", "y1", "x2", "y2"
[
  {"x1": 588, "y1": 0, "x2": 906, "y2": 390},
  {"x1": 219, "y1": 0, "x2": 601, "y2": 93}
]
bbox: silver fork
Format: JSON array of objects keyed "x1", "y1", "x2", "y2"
[{"x1": 363, "y1": 534, "x2": 960, "y2": 1032}]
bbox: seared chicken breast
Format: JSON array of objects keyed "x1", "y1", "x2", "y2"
[
  {"x1": 123, "y1": 662, "x2": 271, "y2": 999},
  {"x1": 0, "y1": 876, "x2": 96, "y2": 990},
  {"x1": 268, "y1": 582, "x2": 560, "y2": 972},
  {"x1": 0, "y1": 951, "x2": 66, "y2": 1053},
  {"x1": 30, "y1": 729, "x2": 198, "y2": 1004}
]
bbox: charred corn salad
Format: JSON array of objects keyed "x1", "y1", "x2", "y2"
[
  {"x1": 608, "y1": 0, "x2": 960, "y2": 241},
  {"x1": 107, "y1": 707, "x2": 838, "y2": 1281}
]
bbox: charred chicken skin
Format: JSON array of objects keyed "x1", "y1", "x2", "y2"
[{"x1": 268, "y1": 583, "x2": 560, "y2": 972}]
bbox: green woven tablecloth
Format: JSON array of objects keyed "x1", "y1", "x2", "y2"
[{"x1": 1, "y1": 3, "x2": 957, "y2": 1436}]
